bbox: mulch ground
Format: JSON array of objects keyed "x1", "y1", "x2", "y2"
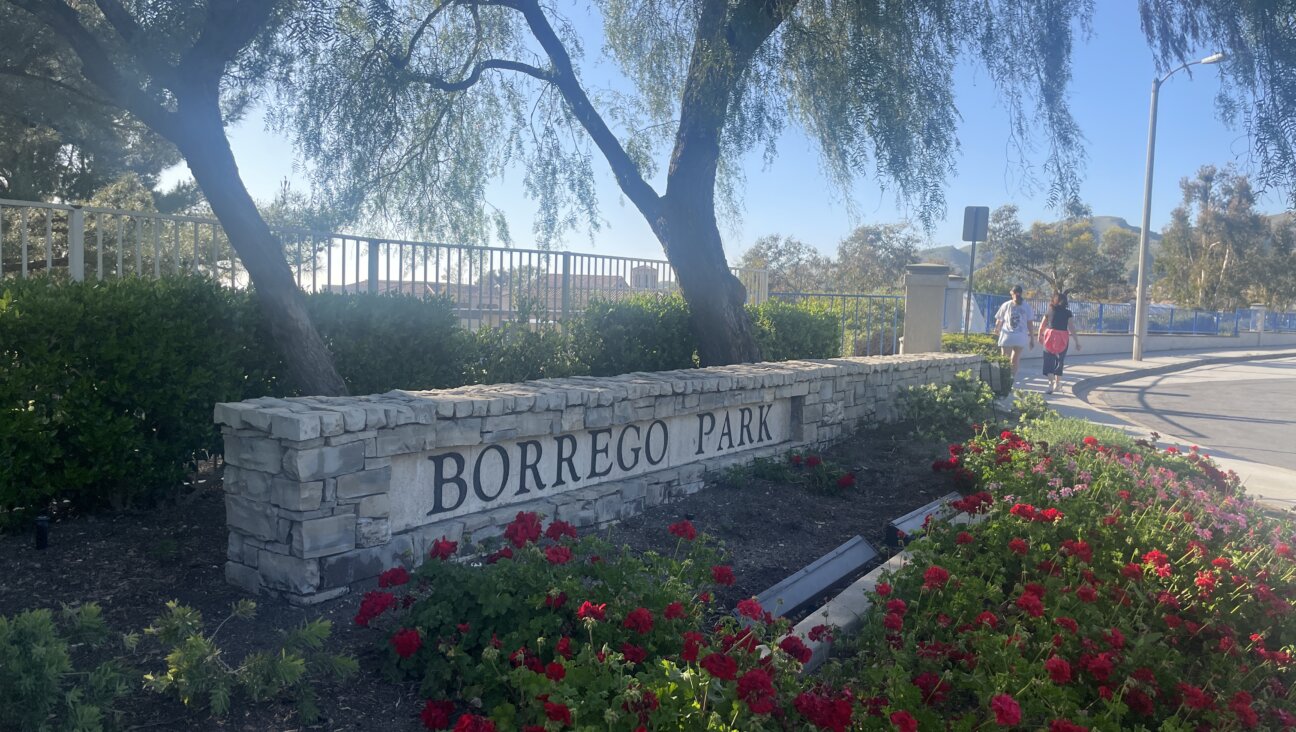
[{"x1": 0, "y1": 424, "x2": 957, "y2": 731}]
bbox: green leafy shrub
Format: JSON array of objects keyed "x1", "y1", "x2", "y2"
[
  {"x1": 466, "y1": 322, "x2": 583, "y2": 384},
  {"x1": 0, "y1": 276, "x2": 267, "y2": 525},
  {"x1": 0, "y1": 604, "x2": 128, "y2": 732},
  {"x1": 749, "y1": 299, "x2": 840, "y2": 360},
  {"x1": 142, "y1": 599, "x2": 356, "y2": 724},
  {"x1": 571, "y1": 294, "x2": 697, "y2": 376},
  {"x1": 898, "y1": 369, "x2": 995, "y2": 440},
  {"x1": 303, "y1": 292, "x2": 471, "y2": 395}
]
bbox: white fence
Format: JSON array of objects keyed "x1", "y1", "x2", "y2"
[{"x1": 0, "y1": 198, "x2": 768, "y2": 325}]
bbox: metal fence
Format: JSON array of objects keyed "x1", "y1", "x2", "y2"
[
  {"x1": 945, "y1": 289, "x2": 1296, "y2": 336},
  {"x1": 770, "y1": 292, "x2": 904, "y2": 356},
  {"x1": 0, "y1": 198, "x2": 769, "y2": 327}
]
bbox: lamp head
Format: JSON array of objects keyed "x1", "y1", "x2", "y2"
[{"x1": 1200, "y1": 52, "x2": 1226, "y2": 65}]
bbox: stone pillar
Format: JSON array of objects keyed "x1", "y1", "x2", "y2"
[
  {"x1": 902, "y1": 263, "x2": 951, "y2": 354},
  {"x1": 1253, "y1": 304, "x2": 1268, "y2": 346},
  {"x1": 943, "y1": 274, "x2": 967, "y2": 334}
]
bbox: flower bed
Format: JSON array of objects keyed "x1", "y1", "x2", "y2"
[
  {"x1": 834, "y1": 429, "x2": 1296, "y2": 730},
  {"x1": 353, "y1": 424, "x2": 1296, "y2": 730}
]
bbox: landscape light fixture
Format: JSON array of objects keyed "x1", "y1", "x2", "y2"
[{"x1": 1132, "y1": 51, "x2": 1225, "y2": 361}]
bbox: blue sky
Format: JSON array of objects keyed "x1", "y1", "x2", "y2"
[{"x1": 170, "y1": 0, "x2": 1287, "y2": 263}]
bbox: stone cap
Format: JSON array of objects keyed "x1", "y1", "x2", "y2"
[{"x1": 215, "y1": 354, "x2": 981, "y2": 438}]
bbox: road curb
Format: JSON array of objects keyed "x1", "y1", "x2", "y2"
[{"x1": 1072, "y1": 348, "x2": 1296, "y2": 403}]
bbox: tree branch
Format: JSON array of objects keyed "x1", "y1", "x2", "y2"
[
  {"x1": 0, "y1": 66, "x2": 113, "y2": 107},
  {"x1": 511, "y1": 0, "x2": 662, "y2": 225},
  {"x1": 180, "y1": 0, "x2": 279, "y2": 80},
  {"x1": 406, "y1": 57, "x2": 551, "y2": 91},
  {"x1": 10, "y1": 0, "x2": 178, "y2": 136}
]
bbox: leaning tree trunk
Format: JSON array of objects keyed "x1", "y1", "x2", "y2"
[
  {"x1": 174, "y1": 91, "x2": 349, "y2": 396},
  {"x1": 659, "y1": 190, "x2": 761, "y2": 365}
]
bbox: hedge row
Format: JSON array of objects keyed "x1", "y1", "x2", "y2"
[{"x1": 0, "y1": 277, "x2": 839, "y2": 525}]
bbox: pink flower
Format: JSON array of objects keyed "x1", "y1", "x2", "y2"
[{"x1": 990, "y1": 694, "x2": 1021, "y2": 726}]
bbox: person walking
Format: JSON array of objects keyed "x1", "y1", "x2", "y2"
[
  {"x1": 1038, "y1": 290, "x2": 1081, "y2": 393},
  {"x1": 993, "y1": 285, "x2": 1035, "y2": 380}
]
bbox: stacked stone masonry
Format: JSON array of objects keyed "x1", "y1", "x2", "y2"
[{"x1": 217, "y1": 353, "x2": 984, "y2": 604}]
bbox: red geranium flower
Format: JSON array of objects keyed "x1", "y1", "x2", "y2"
[
  {"x1": 544, "y1": 661, "x2": 566, "y2": 682},
  {"x1": 453, "y1": 715, "x2": 496, "y2": 732},
  {"x1": 378, "y1": 566, "x2": 410, "y2": 587},
  {"x1": 545, "y1": 545, "x2": 573, "y2": 565},
  {"x1": 1050, "y1": 720, "x2": 1089, "y2": 732},
  {"x1": 421, "y1": 699, "x2": 455, "y2": 730},
  {"x1": 837, "y1": 473, "x2": 856, "y2": 488},
  {"x1": 737, "y1": 598, "x2": 764, "y2": 620},
  {"x1": 883, "y1": 612, "x2": 904, "y2": 631},
  {"x1": 806, "y1": 455, "x2": 822, "y2": 467},
  {"x1": 429, "y1": 537, "x2": 457, "y2": 561},
  {"x1": 354, "y1": 590, "x2": 397, "y2": 627},
  {"x1": 623, "y1": 607, "x2": 654, "y2": 634},
  {"x1": 577, "y1": 601, "x2": 607, "y2": 621},
  {"x1": 699, "y1": 652, "x2": 738, "y2": 680},
  {"x1": 1015, "y1": 591, "x2": 1044, "y2": 617},
  {"x1": 503, "y1": 511, "x2": 542, "y2": 548},
  {"x1": 922, "y1": 565, "x2": 951, "y2": 590},
  {"x1": 544, "y1": 591, "x2": 568, "y2": 609},
  {"x1": 991, "y1": 694, "x2": 1021, "y2": 726},
  {"x1": 808, "y1": 624, "x2": 834, "y2": 642},
  {"x1": 620, "y1": 642, "x2": 648, "y2": 664},
  {"x1": 1044, "y1": 656, "x2": 1072, "y2": 684},
  {"x1": 875, "y1": 582, "x2": 892, "y2": 596},
  {"x1": 681, "y1": 631, "x2": 707, "y2": 662},
  {"x1": 913, "y1": 671, "x2": 951, "y2": 704},
  {"x1": 556, "y1": 636, "x2": 573, "y2": 659},
  {"x1": 663, "y1": 601, "x2": 686, "y2": 620},
  {"x1": 779, "y1": 635, "x2": 813, "y2": 663},
  {"x1": 668, "y1": 520, "x2": 698, "y2": 540},
  {"x1": 544, "y1": 701, "x2": 572, "y2": 725},
  {"x1": 890, "y1": 710, "x2": 918, "y2": 732},
  {"x1": 794, "y1": 689, "x2": 854, "y2": 732},
  {"x1": 711, "y1": 565, "x2": 736, "y2": 586},
  {"x1": 886, "y1": 598, "x2": 907, "y2": 616},
  {"x1": 544, "y1": 519, "x2": 578, "y2": 541},
  {"x1": 390, "y1": 628, "x2": 422, "y2": 659},
  {"x1": 737, "y1": 669, "x2": 777, "y2": 714}
]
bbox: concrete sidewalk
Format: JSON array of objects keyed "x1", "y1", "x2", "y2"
[{"x1": 1009, "y1": 345, "x2": 1296, "y2": 513}]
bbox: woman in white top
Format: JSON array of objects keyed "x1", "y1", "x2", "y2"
[{"x1": 993, "y1": 284, "x2": 1035, "y2": 379}]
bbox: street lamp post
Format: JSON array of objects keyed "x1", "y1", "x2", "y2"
[{"x1": 1132, "y1": 52, "x2": 1225, "y2": 361}]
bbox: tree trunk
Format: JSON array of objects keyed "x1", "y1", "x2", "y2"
[{"x1": 173, "y1": 89, "x2": 349, "y2": 396}]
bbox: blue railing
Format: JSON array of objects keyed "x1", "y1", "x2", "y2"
[
  {"x1": 770, "y1": 292, "x2": 903, "y2": 356},
  {"x1": 946, "y1": 290, "x2": 1295, "y2": 336}
]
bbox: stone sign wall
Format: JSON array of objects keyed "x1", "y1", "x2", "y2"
[{"x1": 216, "y1": 353, "x2": 981, "y2": 604}]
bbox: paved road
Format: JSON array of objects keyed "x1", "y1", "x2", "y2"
[{"x1": 1088, "y1": 357, "x2": 1296, "y2": 471}]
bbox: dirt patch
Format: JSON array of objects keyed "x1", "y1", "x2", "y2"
[{"x1": 0, "y1": 425, "x2": 957, "y2": 730}]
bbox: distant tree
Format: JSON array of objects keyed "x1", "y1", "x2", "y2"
[
  {"x1": 6, "y1": 0, "x2": 347, "y2": 395},
  {"x1": 980, "y1": 203, "x2": 1129, "y2": 300},
  {"x1": 1154, "y1": 166, "x2": 1268, "y2": 311},
  {"x1": 1248, "y1": 217, "x2": 1296, "y2": 310},
  {"x1": 1087, "y1": 227, "x2": 1138, "y2": 302},
  {"x1": 736, "y1": 235, "x2": 832, "y2": 293},
  {"x1": 832, "y1": 223, "x2": 921, "y2": 293},
  {"x1": 0, "y1": 5, "x2": 180, "y2": 202}
]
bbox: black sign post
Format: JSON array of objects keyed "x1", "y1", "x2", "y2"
[{"x1": 961, "y1": 206, "x2": 990, "y2": 335}]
